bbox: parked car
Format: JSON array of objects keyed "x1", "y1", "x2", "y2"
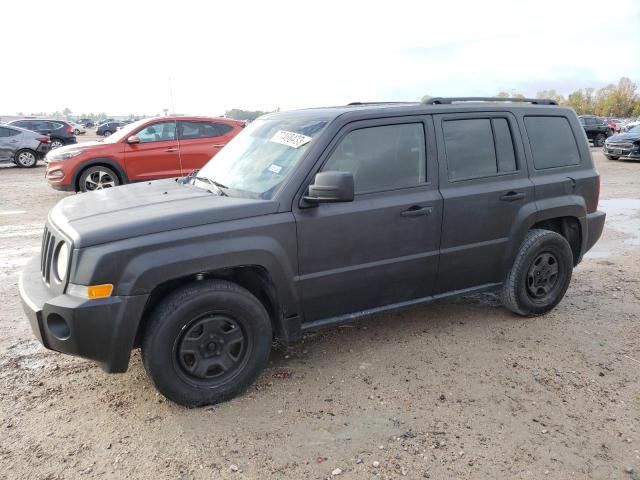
[
  {"x1": 7, "y1": 119, "x2": 77, "y2": 149},
  {"x1": 622, "y1": 119, "x2": 640, "y2": 132},
  {"x1": 578, "y1": 115, "x2": 612, "y2": 147},
  {"x1": 20, "y1": 97, "x2": 606, "y2": 406},
  {"x1": 0, "y1": 124, "x2": 50, "y2": 167},
  {"x1": 96, "y1": 121, "x2": 125, "y2": 137},
  {"x1": 605, "y1": 118, "x2": 620, "y2": 134},
  {"x1": 603, "y1": 125, "x2": 640, "y2": 160},
  {"x1": 45, "y1": 116, "x2": 245, "y2": 191},
  {"x1": 78, "y1": 119, "x2": 95, "y2": 128},
  {"x1": 70, "y1": 121, "x2": 86, "y2": 135}
]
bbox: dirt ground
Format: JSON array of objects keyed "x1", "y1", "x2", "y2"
[{"x1": 0, "y1": 146, "x2": 639, "y2": 480}]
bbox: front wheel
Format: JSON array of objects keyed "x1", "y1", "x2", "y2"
[
  {"x1": 594, "y1": 133, "x2": 606, "y2": 147},
  {"x1": 78, "y1": 165, "x2": 120, "y2": 192},
  {"x1": 141, "y1": 280, "x2": 272, "y2": 406},
  {"x1": 501, "y1": 229, "x2": 574, "y2": 316},
  {"x1": 103, "y1": 130, "x2": 112, "y2": 137}
]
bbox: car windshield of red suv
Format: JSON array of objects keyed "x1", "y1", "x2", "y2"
[
  {"x1": 102, "y1": 119, "x2": 149, "y2": 143},
  {"x1": 197, "y1": 114, "x2": 330, "y2": 199}
]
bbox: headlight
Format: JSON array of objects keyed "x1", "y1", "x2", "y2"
[
  {"x1": 47, "y1": 149, "x2": 84, "y2": 161},
  {"x1": 55, "y1": 242, "x2": 70, "y2": 281}
]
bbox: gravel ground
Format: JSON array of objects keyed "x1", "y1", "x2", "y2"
[{"x1": 0, "y1": 147, "x2": 639, "y2": 480}]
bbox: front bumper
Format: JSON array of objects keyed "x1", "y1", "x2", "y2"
[
  {"x1": 19, "y1": 256, "x2": 148, "y2": 373},
  {"x1": 603, "y1": 144, "x2": 640, "y2": 160}
]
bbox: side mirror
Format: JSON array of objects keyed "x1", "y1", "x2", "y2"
[
  {"x1": 303, "y1": 171, "x2": 354, "y2": 204},
  {"x1": 127, "y1": 135, "x2": 140, "y2": 144}
]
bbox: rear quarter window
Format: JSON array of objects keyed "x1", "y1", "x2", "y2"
[{"x1": 525, "y1": 116, "x2": 581, "y2": 169}]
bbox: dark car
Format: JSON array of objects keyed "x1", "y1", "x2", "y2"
[
  {"x1": 78, "y1": 119, "x2": 95, "y2": 128},
  {"x1": 7, "y1": 119, "x2": 77, "y2": 149},
  {"x1": 578, "y1": 115, "x2": 612, "y2": 147},
  {"x1": 603, "y1": 125, "x2": 640, "y2": 160},
  {"x1": 0, "y1": 124, "x2": 50, "y2": 167},
  {"x1": 96, "y1": 121, "x2": 124, "y2": 137},
  {"x1": 19, "y1": 97, "x2": 605, "y2": 407}
]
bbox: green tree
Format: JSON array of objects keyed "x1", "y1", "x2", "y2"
[{"x1": 224, "y1": 109, "x2": 270, "y2": 121}]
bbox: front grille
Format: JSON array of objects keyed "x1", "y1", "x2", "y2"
[
  {"x1": 40, "y1": 225, "x2": 57, "y2": 285},
  {"x1": 607, "y1": 142, "x2": 634, "y2": 150}
]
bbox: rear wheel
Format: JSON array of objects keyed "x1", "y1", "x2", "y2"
[
  {"x1": 103, "y1": 130, "x2": 112, "y2": 137},
  {"x1": 501, "y1": 229, "x2": 574, "y2": 316},
  {"x1": 78, "y1": 165, "x2": 120, "y2": 192},
  {"x1": 15, "y1": 149, "x2": 38, "y2": 168},
  {"x1": 141, "y1": 280, "x2": 272, "y2": 406},
  {"x1": 594, "y1": 133, "x2": 606, "y2": 147},
  {"x1": 50, "y1": 138, "x2": 64, "y2": 149}
]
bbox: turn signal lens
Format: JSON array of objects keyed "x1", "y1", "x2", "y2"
[{"x1": 67, "y1": 283, "x2": 113, "y2": 299}]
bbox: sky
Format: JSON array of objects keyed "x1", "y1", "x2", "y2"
[{"x1": 2, "y1": 0, "x2": 639, "y2": 116}]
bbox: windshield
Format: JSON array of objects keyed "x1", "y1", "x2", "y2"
[
  {"x1": 103, "y1": 118, "x2": 151, "y2": 143},
  {"x1": 197, "y1": 114, "x2": 331, "y2": 199},
  {"x1": 628, "y1": 125, "x2": 640, "y2": 134}
]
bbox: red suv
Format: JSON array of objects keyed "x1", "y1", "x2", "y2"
[{"x1": 45, "y1": 116, "x2": 244, "y2": 192}]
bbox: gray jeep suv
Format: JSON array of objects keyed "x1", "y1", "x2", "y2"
[{"x1": 19, "y1": 97, "x2": 606, "y2": 406}]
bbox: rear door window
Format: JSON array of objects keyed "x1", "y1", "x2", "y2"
[
  {"x1": 179, "y1": 121, "x2": 222, "y2": 140},
  {"x1": 442, "y1": 118, "x2": 517, "y2": 181},
  {"x1": 0, "y1": 127, "x2": 20, "y2": 137},
  {"x1": 524, "y1": 116, "x2": 580, "y2": 169}
]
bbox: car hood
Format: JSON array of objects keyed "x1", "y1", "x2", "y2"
[
  {"x1": 49, "y1": 179, "x2": 279, "y2": 248},
  {"x1": 607, "y1": 132, "x2": 640, "y2": 142}
]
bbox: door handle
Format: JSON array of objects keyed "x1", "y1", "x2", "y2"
[
  {"x1": 166, "y1": 147, "x2": 178, "y2": 152},
  {"x1": 400, "y1": 205, "x2": 433, "y2": 217},
  {"x1": 499, "y1": 191, "x2": 525, "y2": 202},
  {"x1": 213, "y1": 144, "x2": 226, "y2": 148}
]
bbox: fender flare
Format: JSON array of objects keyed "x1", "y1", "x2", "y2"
[{"x1": 72, "y1": 157, "x2": 129, "y2": 191}]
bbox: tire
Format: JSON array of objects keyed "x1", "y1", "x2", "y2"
[
  {"x1": 141, "y1": 280, "x2": 272, "y2": 406},
  {"x1": 74, "y1": 129, "x2": 80, "y2": 135},
  {"x1": 501, "y1": 229, "x2": 574, "y2": 316},
  {"x1": 78, "y1": 165, "x2": 120, "y2": 192},
  {"x1": 605, "y1": 155, "x2": 619, "y2": 160},
  {"x1": 103, "y1": 130, "x2": 112, "y2": 137},
  {"x1": 594, "y1": 133, "x2": 606, "y2": 147},
  {"x1": 50, "y1": 138, "x2": 64, "y2": 149},
  {"x1": 14, "y1": 149, "x2": 38, "y2": 168}
]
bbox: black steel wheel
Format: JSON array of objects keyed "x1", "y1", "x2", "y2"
[
  {"x1": 525, "y1": 252, "x2": 559, "y2": 301},
  {"x1": 502, "y1": 229, "x2": 573, "y2": 316},
  {"x1": 174, "y1": 314, "x2": 248, "y2": 386},
  {"x1": 594, "y1": 133, "x2": 606, "y2": 147},
  {"x1": 142, "y1": 280, "x2": 272, "y2": 406}
]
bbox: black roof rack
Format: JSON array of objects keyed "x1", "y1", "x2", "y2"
[{"x1": 424, "y1": 97, "x2": 558, "y2": 106}]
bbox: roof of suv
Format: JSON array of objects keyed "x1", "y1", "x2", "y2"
[{"x1": 264, "y1": 98, "x2": 568, "y2": 122}]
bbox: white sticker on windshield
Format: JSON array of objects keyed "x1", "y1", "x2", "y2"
[
  {"x1": 270, "y1": 130, "x2": 312, "y2": 149},
  {"x1": 268, "y1": 164, "x2": 283, "y2": 174}
]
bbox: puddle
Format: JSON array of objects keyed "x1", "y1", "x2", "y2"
[{"x1": 587, "y1": 198, "x2": 640, "y2": 258}]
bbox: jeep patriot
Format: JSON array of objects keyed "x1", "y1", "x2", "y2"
[{"x1": 19, "y1": 97, "x2": 606, "y2": 406}]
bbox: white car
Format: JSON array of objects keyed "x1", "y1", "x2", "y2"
[{"x1": 70, "y1": 121, "x2": 86, "y2": 135}]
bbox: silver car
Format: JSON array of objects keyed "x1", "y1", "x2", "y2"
[{"x1": 0, "y1": 124, "x2": 51, "y2": 168}]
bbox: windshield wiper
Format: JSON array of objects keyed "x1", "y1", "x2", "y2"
[{"x1": 192, "y1": 176, "x2": 228, "y2": 196}]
